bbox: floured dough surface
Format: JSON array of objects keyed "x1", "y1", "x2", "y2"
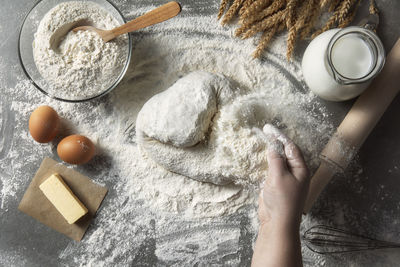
[
  {"x1": 137, "y1": 72, "x2": 219, "y2": 147},
  {"x1": 136, "y1": 71, "x2": 273, "y2": 185}
]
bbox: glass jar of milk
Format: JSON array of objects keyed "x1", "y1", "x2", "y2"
[{"x1": 302, "y1": 26, "x2": 385, "y2": 101}]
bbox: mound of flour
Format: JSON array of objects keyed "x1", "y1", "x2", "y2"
[{"x1": 32, "y1": 1, "x2": 128, "y2": 99}]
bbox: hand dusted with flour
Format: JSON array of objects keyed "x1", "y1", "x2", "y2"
[{"x1": 32, "y1": 1, "x2": 128, "y2": 99}]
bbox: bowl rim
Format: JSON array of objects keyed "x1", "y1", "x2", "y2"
[{"x1": 18, "y1": 0, "x2": 133, "y2": 103}]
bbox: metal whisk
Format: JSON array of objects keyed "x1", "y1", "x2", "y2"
[{"x1": 303, "y1": 225, "x2": 400, "y2": 254}]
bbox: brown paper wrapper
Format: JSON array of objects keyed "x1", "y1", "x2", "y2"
[{"x1": 18, "y1": 157, "x2": 108, "y2": 241}]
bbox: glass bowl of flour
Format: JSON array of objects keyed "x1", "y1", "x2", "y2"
[{"x1": 18, "y1": 0, "x2": 132, "y2": 102}]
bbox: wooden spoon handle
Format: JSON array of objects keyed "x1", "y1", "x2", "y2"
[{"x1": 111, "y1": 2, "x2": 181, "y2": 37}]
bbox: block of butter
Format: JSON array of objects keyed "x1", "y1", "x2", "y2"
[{"x1": 39, "y1": 173, "x2": 88, "y2": 224}]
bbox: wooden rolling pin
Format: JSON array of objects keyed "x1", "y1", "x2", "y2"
[{"x1": 304, "y1": 38, "x2": 400, "y2": 213}]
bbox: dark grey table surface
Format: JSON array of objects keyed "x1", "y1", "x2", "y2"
[{"x1": 1, "y1": 0, "x2": 400, "y2": 266}]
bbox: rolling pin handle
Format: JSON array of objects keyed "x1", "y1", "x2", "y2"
[{"x1": 303, "y1": 38, "x2": 400, "y2": 214}]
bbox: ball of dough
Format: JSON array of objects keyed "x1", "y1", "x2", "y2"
[
  {"x1": 136, "y1": 71, "x2": 270, "y2": 186},
  {"x1": 137, "y1": 71, "x2": 222, "y2": 148}
]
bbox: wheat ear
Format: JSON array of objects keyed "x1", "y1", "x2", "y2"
[
  {"x1": 286, "y1": 0, "x2": 299, "y2": 59},
  {"x1": 239, "y1": 0, "x2": 257, "y2": 16},
  {"x1": 299, "y1": 0, "x2": 321, "y2": 39},
  {"x1": 287, "y1": 0, "x2": 316, "y2": 59},
  {"x1": 320, "y1": 0, "x2": 331, "y2": 9},
  {"x1": 241, "y1": 9, "x2": 286, "y2": 39},
  {"x1": 240, "y1": 0, "x2": 272, "y2": 21},
  {"x1": 338, "y1": 0, "x2": 361, "y2": 28},
  {"x1": 286, "y1": 0, "x2": 297, "y2": 28},
  {"x1": 338, "y1": 0, "x2": 357, "y2": 25},
  {"x1": 242, "y1": 0, "x2": 284, "y2": 27},
  {"x1": 328, "y1": 0, "x2": 340, "y2": 12},
  {"x1": 369, "y1": 0, "x2": 378, "y2": 15},
  {"x1": 222, "y1": 0, "x2": 246, "y2": 25},
  {"x1": 311, "y1": 2, "x2": 341, "y2": 38},
  {"x1": 218, "y1": 0, "x2": 231, "y2": 19},
  {"x1": 253, "y1": 23, "x2": 280, "y2": 58}
]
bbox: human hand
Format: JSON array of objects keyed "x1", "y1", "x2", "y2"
[
  {"x1": 251, "y1": 125, "x2": 309, "y2": 267},
  {"x1": 258, "y1": 124, "x2": 310, "y2": 228}
]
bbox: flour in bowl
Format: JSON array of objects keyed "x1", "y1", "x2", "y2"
[{"x1": 33, "y1": 1, "x2": 129, "y2": 100}]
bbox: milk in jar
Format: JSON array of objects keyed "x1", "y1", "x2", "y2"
[{"x1": 302, "y1": 26, "x2": 385, "y2": 101}]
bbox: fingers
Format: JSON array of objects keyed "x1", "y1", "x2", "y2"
[
  {"x1": 262, "y1": 124, "x2": 309, "y2": 182},
  {"x1": 284, "y1": 141, "x2": 309, "y2": 182},
  {"x1": 262, "y1": 124, "x2": 282, "y2": 137},
  {"x1": 252, "y1": 127, "x2": 288, "y2": 177},
  {"x1": 266, "y1": 138, "x2": 288, "y2": 177}
]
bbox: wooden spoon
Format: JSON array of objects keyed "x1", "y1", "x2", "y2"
[{"x1": 72, "y1": 1, "x2": 181, "y2": 42}]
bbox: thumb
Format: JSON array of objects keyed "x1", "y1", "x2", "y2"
[
  {"x1": 284, "y1": 141, "x2": 309, "y2": 182},
  {"x1": 266, "y1": 138, "x2": 288, "y2": 177},
  {"x1": 251, "y1": 127, "x2": 288, "y2": 177}
]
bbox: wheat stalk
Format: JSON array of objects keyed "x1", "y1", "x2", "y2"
[
  {"x1": 242, "y1": 0, "x2": 284, "y2": 27},
  {"x1": 239, "y1": 0, "x2": 257, "y2": 16},
  {"x1": 338, "y1": 0, "x2": 357, "y2": 24},
  {"x1": 240, "y1": 0, "x2": 272, "y2": 21},
  {"x1": 295, "y1": 0, "x2": 317, "y2": 32},
  {"x1": 218, "y1": 0, "x2": 374, "y2": 60},
  {"x1": 241, "y1": 9, "x2": 286, "y2": 39},
  {"x1": 299, "y1": 0, "x2": 321, "y2": 39},
  {"x1": 286, "y1": 0, "x2": 297, "y2": 28},
  {"x1": 320, "y1": 0, "x2": 331, "y2": 9},
  {"x1": 339, "y1": 0, "x2": 361, "y2": 28},
  {"x1": 286, "y1": 0, "x2": 299, "y2": 60},
  {"x1": 312, "y1": 0, "x2": 356, "y2": 38},
  {"x1": 369, "y1": 0, "x2": 378, "y2": 15},
  {"x1": 221, "y1": 0, "x2": 246, "y2": 25},
  {"x1": 329, "y1": 0, "x2": 341, "y2": 12},
  {"x1": 252, "y1": 23, "x2": 280, "y2": 58},
  {"x1": 218, "y1": 0, "x2": 231, "y2": 19},
  {"x1": 287, "y1": 0, "x2": 317, "y2": 59},
  {"x1": 311, "y1": 4, "x2": 340, "y2": 37}
]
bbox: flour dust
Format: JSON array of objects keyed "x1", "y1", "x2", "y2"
[{"x1": 0, "y1": 0, "x2": 347, "y2": 266}]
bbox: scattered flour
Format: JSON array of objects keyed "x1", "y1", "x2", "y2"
[
  {"x1": 4, "y1": 1, "x2": 398, "y2": 266},
  {"x1": 32, "y1": 1, "x2": 129, "y2": 100},
  {"x1": 136, "y1": 69, "x2": 325, "y2": 187},
  {"x1": 2, "y1": 4, "x2": 335, "y2": 264},
  {"x1": 137, "y1": 71, "x2": 264, "y2": 186}
]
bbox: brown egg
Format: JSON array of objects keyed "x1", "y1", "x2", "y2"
[
  {"x1": 57, "y1": 135, "x2": 95, "y2": 165},
  {"x1": 29, "y1": 105, "x2": 59, "y2": 143}
]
